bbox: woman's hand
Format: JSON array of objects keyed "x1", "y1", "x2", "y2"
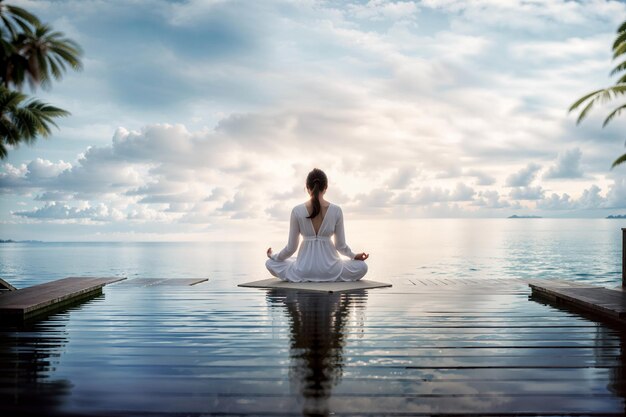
[
  {"x1": 354, "y1": 252, "x2": 369, "y2": 261},
  {"x1": 266, "y1": 247, "x2": 273, "y2": 259}
]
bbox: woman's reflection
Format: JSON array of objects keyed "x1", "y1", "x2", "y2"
[{"x1": 267, "y1": 289, "x2": 367, "y2": 416}]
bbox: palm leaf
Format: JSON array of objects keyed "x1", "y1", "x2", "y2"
[
  {"x1": 570, "y1": 85, "x2": 626, "y2": 123},
  {"x1": 576, "y1": 98, "x2": 599, "y2": 124},
  {"x1": 0, "y1": 85, "x2": 69, "y2": 158},
  {"x1": 0, "y1": 4, "x2": 38, "y2": 39},
  {"x1": 614, "y1": 31, "x2": 626, "y2": 51},
  {"x1": 568, "y1": 88, "x2": 605, "y2": 112},
  {"x1": 0, "y1": 15, "x2": 15, "y2": 36},
  {"x1": 603, "y1": 103, "x2": 626, "y2": 126},
  {"x1": 612, "y1": 152, "x2": 626, "y2": 168},
  {"x1": 6, "y1": 5, "x2": 39, "y2": 27},
  {"x1": 611, "y1": 60, "x2": 626, "y2": 76},
  {"x1": 614, "y1": 41, "x2": 626, "y2": 59}
]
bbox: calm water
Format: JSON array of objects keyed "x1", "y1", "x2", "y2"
[
  {"x1": 2, "y1": 219, "x2": 624, "y2": 288},
  {"x1": 1, "y1": 219, "x2": 626, "y2": 415}
]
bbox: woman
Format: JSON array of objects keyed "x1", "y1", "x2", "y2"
[{"x1": 266, "y1": 168, "x2": 369, "y2": 282}]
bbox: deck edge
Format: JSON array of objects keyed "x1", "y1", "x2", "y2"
[{"x1": 530, "y1": 281, "x2": 626, "y2": 325}]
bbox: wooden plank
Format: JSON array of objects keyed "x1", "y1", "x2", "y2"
[
  {"x1": 0, "y1": 276, "x2": 125, "y2": 320},
  {"x1": 0, "y1": 278, "x2": 16, "y2": 292},
  {"x1": 238, "y1": 278, "x2": 392, "y2": 293},
  {"x1": 116, "y1": 278, "x2": 209, "y2": 287},
  {"x1": 530, "y1": 280, "x2": 626, "y2": 322}
]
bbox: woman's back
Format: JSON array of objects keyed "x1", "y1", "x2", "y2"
[
  {"x1": 297, "y1": 203, "x2": 335, "y2": 239},
  {"x1": 305, "y1": 201, "x2": 330, "y2": 236}
]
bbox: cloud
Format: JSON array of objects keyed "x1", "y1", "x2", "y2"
[
  {"x1": 13, "y1": 202, "x2": 124, "y2": 222},
  {"x1": 347, "y1": 0, "x2": 419, "y2": 21},
  {"x1": 465, "y1": 169, "x2": 496, "y2": 186},
  {"x1": 2, "y1": 0, "x2": 626, "y2": 239},
  {"x1": 505, "y1": 163, "x2": 542, "y2": 187},
  {"x1": 543, "y1": 148, "x2": 584, "y2": 179},
  {"x1": 219, "y1": 192, "x2": 257, "y2": 218},
  {"x1": 356, "y1": 188, "x2": 395, "y2": 208},
  {"x1": 25, "y1": 158, "x2": 72, "y2": 180},
  {"x1": 127, "y1": 205, "x2": 176, "y2": 222},
  {"x1": 388, "y1": 166, "x2": 418, "y2": 189},
  {"x1": 509, "y1": 186, "x2": 545, "y2": 200},
  {"x1": 265, "y1": 202, "x2": 291, "y2": 221},
  {"x1": 510, "y1": 35, "x2": 611, "y2": 63},
  {"x1": 450, "y1": 182, "x2": 476, "y2": 200},
  {"x1": 394, "y1": 183, "x2": 475, "y2": 205},
  {"x1": 536, "y1": 193, "x2": 574, "y2": 210},
  {"x1": 0, "y1": 159, "x2": 72, "y2": 192},
  {"x1": 34, "y1": 191, "x2": 74, "y2": 201},
  {"x1": 420, "y1": 0, "x2": 625, "y2": 31},
  {"x1": 205, "y1": 187, "x2": 231, "y2": 202},
  {"x1": 606, "y1": 178, "x2": 626, "y2": 208},
  {"x1": 535, "y1": 183, "x2": 626, "y2": 210},
  {"x1": 577, "y1": 184, "x2": 605, "y2": 209},
  {"x1": 474, "y1": 190, "x2": 510, "y2": 209}
]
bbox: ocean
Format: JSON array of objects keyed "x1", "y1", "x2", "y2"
[
  {"x1": 1, "y1": 218, "x2": 626, "y2": 415},
  {"x1": 2, "y1": 218, "x2": 623, "y2": 288}
]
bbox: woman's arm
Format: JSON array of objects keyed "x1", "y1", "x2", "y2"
[
  {"x1": 334, "y1": 206, "x2": 357, "y2": 260},
  {"x1": 272, "y1": 208, "x2": 300, "y2": 261}
]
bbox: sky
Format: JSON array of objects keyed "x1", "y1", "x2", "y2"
[{"x1": 1, "y1": 0, "x2": 626, "y2": 241}]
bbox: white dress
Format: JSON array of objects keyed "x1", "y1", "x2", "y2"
[{"x1": 265, "y1": 203, "x2": 368, "y2": 282}]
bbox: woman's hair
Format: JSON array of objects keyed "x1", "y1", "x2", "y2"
[{"x1": 306, "y1": 168, "x2": 328, "y2": 219}]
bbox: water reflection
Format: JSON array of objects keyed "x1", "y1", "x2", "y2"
[
  {"x1": 267, "y1": 290, "x2": 367, "y2": 416},
  {"x1": 530, "y1": 295, "x2": 626, "y2": 411},
  {"x1": 0, "y1": 315, "x2": 73, "y2": 416},
  {"x1": 594, "y1": 323, "x2": 626, "y2": 413}
]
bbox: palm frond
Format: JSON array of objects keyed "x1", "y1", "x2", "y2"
[
  {"x1": 576, "y1": 98, "x2": 599, "y2": 124},
  {"x1": 568, "y1": 88, "x2": 606, "y2": 112},
  {"x1": 612, "y1": 152, "x2": 626, "y2": 168},
  {"x1": 0, "y1": 85, "x2": 69, "y2": 158},
  {"x1": 0, "y1": 4, "x2": 38, "y2": 39},
  {"x1": 614, "y1": 30, "x2": 626, "y2": 51},
  {"x1": 570, "y1": 84, "x2": 626, "y2": 124},
  {"x1": 614, "y1": 41, "x2": 626, "y2": 59},
  {"x1": 603, "y1": 103, "x2": 626, "y2": 127},
  {"x1": 611, "y1": 60, "x2": 626, "y2": 76},
  {"x1": 6, "y1": 5, "x2": 39, "y2": 27}
]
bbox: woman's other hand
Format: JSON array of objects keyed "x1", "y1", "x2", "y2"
[
  {"x1": 267, "y1": 247, "x2": 273, "y2": 259},
  {"x1": 354, "y1": 252, "x2": 369, "y2": 261}
]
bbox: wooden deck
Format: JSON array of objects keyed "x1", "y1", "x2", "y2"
[
  {"x1": 0, "y1": 278, "x2": 16, "y2": 293},
  {"x1": 115, "y1": 277, "x2": 208, "y2": 287},
  {"x1": 0, "y1": 276, "x2": 125, "y2": 321},
  {"x1": 530, "y1": 280, "x2": 626, "y2": 325}
]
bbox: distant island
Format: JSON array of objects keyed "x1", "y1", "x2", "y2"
[
  {"x1": 0, "y1": 239, "x2": 43, "y2": 243},
  {"x1": 508, "y1": 215, "x2": 542, "y2": 219},
  {"x1": 607, "y1": 215, "x2": 626, "y2": 219}
]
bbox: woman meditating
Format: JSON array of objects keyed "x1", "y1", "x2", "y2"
[{"x1": 266, "y1": 168, "x2": 369, "y2": 282}]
